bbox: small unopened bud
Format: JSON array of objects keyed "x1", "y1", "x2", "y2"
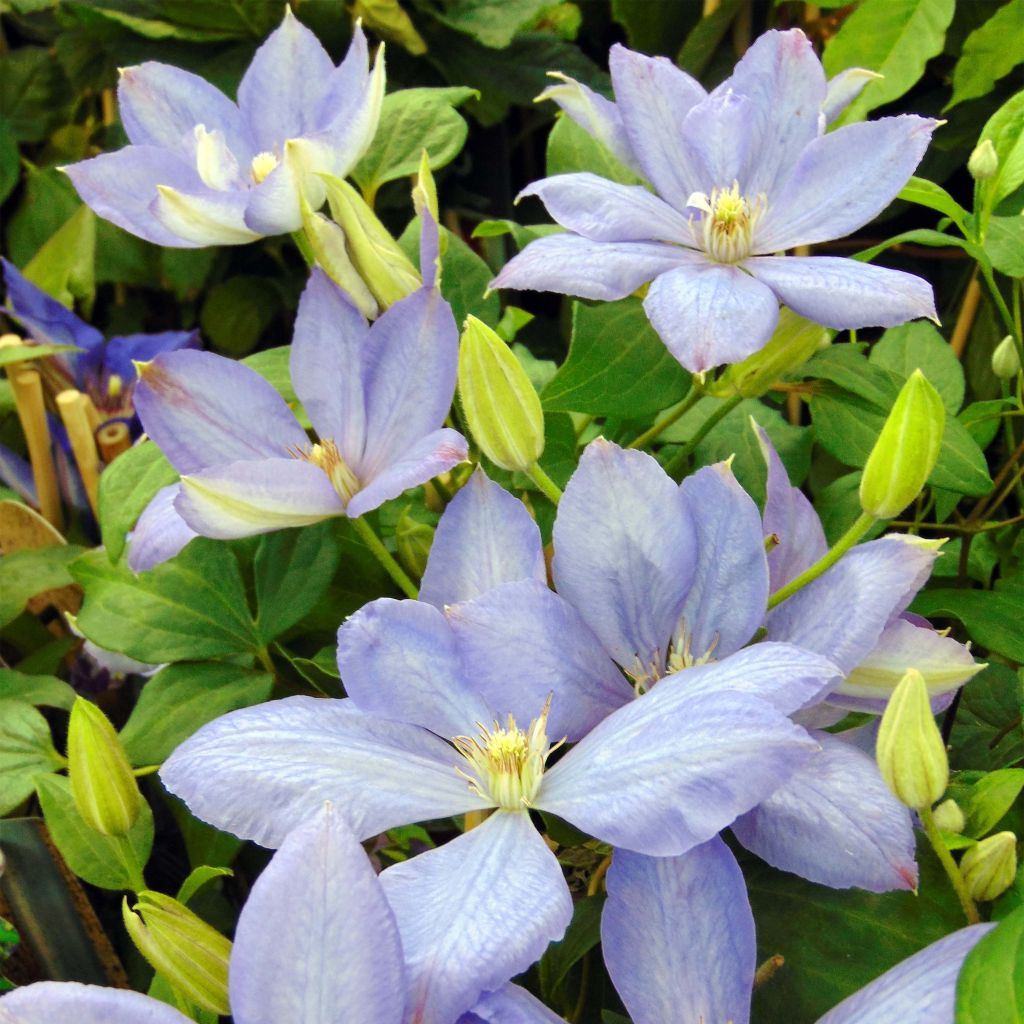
[
  {"x1": 67, "y1": 697, "x2": 141, "y2": 837},
  {"x1": 322, "y1": 174, "x2": 421, "y2": 309},
  {"x1": 300, "y1": 197, "x2": 378, "y2": 319},
  {"x1": 967, "y1": 139, "x2": 998, "y2": 181},
  {"x1": 992, "y1": 335, "x2": 1022, "y2": 380},
  {"x1": 932, "y1": 798, "x2": 966, "y2": 834},
  {"x1": 960, "y1": 831, "x2": 1018, "y2": 902},
  {"x1": 458, "y1": 315, "x2": 545, "y2": 472},
  {"x1": 123, "y1": 892, "x2": 231, "y2": 1014},
  {"x1": 396, "y1": 509, "x2": 434, "y2": 579},
  {"x1": 859, "y1": 369, "x2": 945, "y2": 519},
  {"x1": 876, "y1": 668, "x2": 948, "y2": 810},
  {"x1": 412, "y1": 150, "x2": 439, "y2": 224}
]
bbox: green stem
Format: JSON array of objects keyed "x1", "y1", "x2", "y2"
[
  {"x1": 980, "y1": 261, "x2": 1023, "y2": 363},
  {"x1": 767, "y1": 511, "x2": 876, "y2": 610},
  {"x1": 574, "y1": 413, "x2": 596, "y2": 443},
  {"x1": 115, "y1": 835, "x2": 147, "y2": 895},
  {"x1": 352, "y1": 516, "x2": 418, "y2": 598},
  {"x1": 525, "y1": 462, "x2": 563, "y2": 505},
  {"x1": 919, "y1": 804, "x2": 980, "y2": 925},
  {"x1": 255, "y1": 646, "x2": 276, "y2": 677},
  {"x1": 626, "y1": 385, "x2": 703, "y2": 450},
  {"x1": 662, "y1": 394, "x2": 743, "y2": 476},
  {"x1": 291, "y1": 228, "x2": 316, "y2": 268}
]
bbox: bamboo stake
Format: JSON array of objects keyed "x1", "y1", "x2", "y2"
[
  {"x1": 9, "y1": 370, "x2": 63, "y2": 528},
  {"x1": 950, "y1": 275, "x2": 982, "y2": 359},
  {"x1": 97, "y1": 421, "x2": 131, "y2": 462},
  {"x1": 81, "y1": 392, "x2": 103, "y2": 434},
  {"x1": 56, "y1": 389, "x2": 100, "y2": 517}
]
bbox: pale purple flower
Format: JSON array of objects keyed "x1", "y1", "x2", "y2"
[
  {"x1": 63, "y1": 11, "x2": 383, "y2": 247},
  {"x1": 127, "y1": 220, "x2": 466, "y2": 570},
  {"x1": 491, "y1": 30, "x2": 938, "y2": 372}
]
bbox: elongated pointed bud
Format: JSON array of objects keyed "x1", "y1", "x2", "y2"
[
  {"x1": 960, "y1": 831, "x2": 1017, "y2": 902},
  {"x1": 67, "y1": 697, "x2": 141, "y2": 836},
  {"x1": 458, "y1": 315, "x2": 545, "y2": 472},
  {"x1": 967, "y1": 139, "x2": 998, "y2": 181},
  {"x1": 992, "y1": 335, "x2": 1022, "y2": 379},
  {"x1": 876, "y1": 668, "x2": 948, "y2": 810},
  {"x1": 859, "y1": 370, "x2": 945, "y2": 519},
  {"x1": 396, "y1": 509, "x2": 434, "y2": 579},
  {"x1": 322, "y1": 174, "x2": 421, "y2": 308},
  {"x1": 932, "y1": 798, "x2": 966, "y2": 834},
  {"x1": 710, "y1": 309, "x2": 828, "y2": 398},
  {"x1": 123, "y1": 891, "x2": 231, "y2": 1014},
  {"x1": 299, "y1": 197, "x2": 378, "y2": 319}
]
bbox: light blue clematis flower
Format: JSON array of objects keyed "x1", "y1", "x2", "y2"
[
  {"x1": 127, "y1": 219, "x2": 466, "y2": 570},
  {"x1": 62, "y1": 9, "x2": 383, "y2": 247},
  {"x1": 601, "y1": 835, "x2": 994, "y2": 1024},
  {"x1": 158, "y1": 466, "x2": 838, "y2": 1024},
  {"x1": 0, "y1": 803, "x2": 559, "y2": 1024},
  {"x1": 491, "y1": 30, "x2": 939, "y2": 372}
]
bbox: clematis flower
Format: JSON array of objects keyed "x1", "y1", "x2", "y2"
[
  {"x1": 0, "y1": 803, "x2": 559, "y2": 1024},
  {"x1": 491, "y1": 30, "x2": 938, "y2": 372},
  {"x1": 127, "y1": 220, "x2": 466, "y2": 570},
  {"x1": 601, "y1": 835, "x2": 994, "y2": 1024},
  {"x1": 62, "y1": 10, "x2": 383, "y2": 247},
  {"x1": 159, "y1": 466, "x2": 836, "y2": 1023}
]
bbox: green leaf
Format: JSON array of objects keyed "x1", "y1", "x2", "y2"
[
  {"x1": 912, "y1": 589, "x2": 1024, "y2": 662},
  {"x1": 964, "y1": 769, "x2": 1024, "y2": 838},
  {"x1": 6, "y1": 167, "x2": 80, "y2": 266},
  {"x1": 166, "y1": 793, "x2": 243, "y2": 871},
  {"x1": 947, "y1": 0, "x2": 1024, "y2": 110},
  {"x1": 950, "y1": 664, "x2": 1024, "y2": 771},
  {"x1": 677, "y1": 0, "x2": 744, "y2": 78},
  {"x1": 959, "y1": 399, "x2": 1011, "y2": 451},
  {"x1": 854, "y1": 228, "x2": 973, "y2": 264},
  {"x1": 34, "y1": 774, "x2": 153, "y2": 891},
  {"x1": 545, "y1": 114, "x2": 644, "y2": 186},
  {"x1": 428, "y1": 0, "x2": 551, "y2": 47},
  {"x1": 176, "y1": 865, "x2": 233, "y2": 907},
  {"x1": 0, "y1": 545, "x2": 83, "y2": 629},
  {"x1": 119, "y1": 663, "x2": 273, "y2": 766},
  {"x1": 0, "y1": 668, "x2": 76, "y2": 709},
  {"x1": 870, "y1": 322, "x2": 965, "y2": 414},
  {"x1": 70, "y1": 542, "x2": 260, "y2": 663},
  {"x1": 541, "y1": 298, "x2": 689, "y2": 417},
  {"x1": 242, "y1": 346, "x2": 297, "y2": 405},
  {"x1": 611, "y1": 0, "x2": 694, "y2": 55},
  {"x1": 538, "y1": 894, "x2": 604, "y2": 1008},
  {"x1": 22, "y1": 205, "x2": 96, "y2": 313},
  {"x1": 98, "y1": 441, "x2": 179, "y2": 563},
  {"x1": 253, "y1": 522, "x2": 342, "y2": 643},
  {"x1": 823, "y1": 0, "x2": 955, "y2": 123},
  {"x1": 985, "y1": 214, "x2": 1024, "y2": 278},
  {"x1": 929, "y1": 415, "x2": 994, "y2": 498},
  {"x1": 955, "y1": 904, "x2": 1024, "y2": 1023},
  {"x1": 353, "y1": 87, "x2": 476, "y2": 194},
  {"x1": 0, "y1": 700, "x2": 63, "y2": 814},
  {"x1": 978, "y1": 90, "x2": 1024, "y2": 211},
  {"x1": 0, "y1": 47, "x2": 72, "y2": 143},
  {"x1": 0, "y1": 115, "x2": 19, "y2": 205},
  {"x1": 897, "y1": 177, "x2": 970, "y2": 235},
  {"x1": 0, "y1": 343, "x2": 85, "y2": 368},
  {"x1": 199, "y1": 276, "x2": 282, "y2": 357}
]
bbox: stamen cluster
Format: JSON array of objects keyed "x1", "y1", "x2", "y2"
[
  {"x1": 291, "y1": 439, "x2": 361, "y2": 503},
  {"x1": 686, "y1": 181, "x2": 766, "y2": 264}
]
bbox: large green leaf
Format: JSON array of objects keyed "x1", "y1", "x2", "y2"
[
  {"x1": 0, "y1": 545, "x2": 83, "y2": 630},
  {"x1": 912, "y1": 588, "x2": 1024, "y2": 662},
  {"x1": 950, "y1": 664, "x2": 1024, "y2": 771},
  {"x1": 0, "y1": 700, "x2": 64, "y2": 815},
  {"x1": 978, "y1": 90, "x2": 1024, "y2": 211},
  {"x1": 545, "y1": 114, "x2": 644, "y2": 186},
  {"x1": 963, "y1": 769, "x2": 1024, "y2": 838},
  {"x1": 0, "y1": 668, "x2": 76, "y2": 710},
  {"x1": 200, "y1": 276, "x2": 283, "y2": 357},
  {"x1": 21, "y1": 204, "x2": 96, "y2": 313},
  {"x1": 243, "y1": 346, "x2": 297, "y2": 405},
  {"x1": 956, "y1": 905, "x2": 1024, "y2": 1023},
  {"x1": 870, "y1": 322, "x2": 964, "y2": 414},
  {"x1": 947, "y1": 0, "x2": 1024, "y2": 110},
  {"x1": 0, "y1": 47, "x2": 72, "y2": 142},
  {"x1": 428, "y1": 0, "x2": 551, "y2": 48}
]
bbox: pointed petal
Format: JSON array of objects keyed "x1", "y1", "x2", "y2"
[
  {"x1": 0, "y1": 983, "x2": 191, "y2": 1023},
  {"x1": 602, "y1": 838, "x2": 755, "y2": 1024},
  {"x1": 491, "y1": 234, "x2": 696, "y2": 302},
  {"x1": 745, "y1": 256, "x2": 936, "y2": 330},
  {"x1": 755, "y1": 421, "x2": 827, "y2": 592},
  {"x1": 446, "y1": 580, "x2": 631, "y2": 741},
  {"x1": 678, "y1": 89, "x2": 761, "y2": 193},
  {"x1": 767, "y1": 536, "x2": 941, "y2": 674},
  {"x1": 346, "y1": 428, "x2": 467, "y2": 519},
  {"x1": 358, "y1": 286, "x2": 459, "y2": 479},
  {"x1": 237, "y1": 8, "x2": 335, "y2": 149},
  {"x1": 177, "y1": 457, "x2": 343, "y2": 538},
  {"x1": 608, "y1": 44, "x2": 707, "y2": 209},
  {"x1": 677, "y1": 461, "x2": 769, "y2": 659},
  {"x1": 816, "y1": 925, "x2": 995, "y2": 1024},
  {"x1": 643, "y1": 262, "x2": 779, "y2": 372},
  {"x1": 336, "y1": 597, "x2": 492, "y2": 739},
  {"x1": 823, "y1": 68, "x2": 883, "y2": 125},
  {"x1": 464, "y1": 985, "x2": 565, "y2": 1023},
  {"x1": 127, "y1": 483, "x2": 197, "y2": 572},
  {"x1": 552, "y1": 439, "x2": 695, "y2": 675},
  {"x1": 517, "y1": 173, "x2": 692, "y2": 244},
  {"x1": 380, "y1": 811, "x2": 572, "y2": 1024},
  {"x1": 63, "y1": 147, "x2": 207, "y2": 247},
  {"x1": 103, "y1": 330, "x2": 200, "y2": 384},
  {"x1": 133, "y1": 349, "x2": 307, "y2": 474},
  {"x1": 160, "y1": 696, "x2": 486, "y2": 848},
  {"x1": 152, "y1": 183, "x2": 260, "y2": 245},
  {"x1": 419, "y1": 468, "x2": 545, "y2": 609},
  {"x1": 230, "y1": 803, "x2": 405, "y2": 1024},
  {"x1": 733, "y1": 730, "x2": 917, "y2": 892},
  {"x1": 290, "y1": 268, "x2": 369, "y2": 454},
  {"x1": 240, "y1": 144, "x2": 306, "y2": 235},
  {"x1": 538, "y1": 688, "x2": 818, "y2": 856},
  {"x1": 756, "y1": 117, "x2": 938, "y2": 251}
]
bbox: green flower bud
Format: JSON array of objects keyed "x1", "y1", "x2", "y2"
[
  {"x1": 350, "y1": 0, "x2": 427, "y2": 55},
  {"x1": 710, "y1": 308, "x2": 828, "y2": 399},
  {"x1": 321, "y1": 174, "x2": 421, "y2": 309},
  {"x1": 123, "y1": 891, "x2": 231, "y2": 1015},
  {"x1": 859, "y1": 369, "x2": 945, "y2": 519},
  {"x1": 960, "y1": 831, "x2": 1018, "y2": 902},
  {"x1": 458, "y1": 315, "x2": 545, "y2": 472},
  {"x1": 67, "y1": 697, "x2": 141, "y2": 837},
  {"x1": 967, "y1": 139, "x2": 998, "y2": 181},
  {"x1": 992, "y1": 335, "x2": 1022, "y2": 380},
  {"x1": 396, "y1": 509, "x2": 434, "y2": 580},
  {"x1": 876, "y1": 668, "x2": 948, "y2": 810},
  {"x1": 932, "y1": 798, "x2": 966, "y2": 835}
]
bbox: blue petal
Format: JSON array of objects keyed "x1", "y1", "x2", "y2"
[
  {"x1": 733, "y1": 730, "x2": 917, "y2": 892},
  {"x1": 602, "y1": 838, "x2": 755, "y2": 1024},
  {"x1": 229, "y1": 803, "x2": 405, "y2": 1024},
  {"x1": 823, "y1": 68, "x2": 881, "y2": 125},
  {"x1": 419, "y1": 468, "x2": 546, "y2": 609},
  {"x1": 678, "y1": 88, "x2": 761, "y2": 193},
  {"x1": 0, "y1": 982, "x2": 192, "y2": 1023},
  {"x1": 380, "y1": 811, "x2": 572, "y2": 1024},
  {"x1": 240, "y1": 145, "x2": 307, "y2": 236},
  {"x1": 152, "y1": 183, "x2": 260, "y2": 246},
  {"x1": 127, "y1": 483, "x2": 197, "y2": 572},
  {"x1": 463, "y1": 984, "x2": 566, "y2": 1023},
  {"x1": 103, "y1": 330, "x2": 200, "y2": 386},
  {"x1": 0, "y1": 442, "x2": 38, "y2": 505}
]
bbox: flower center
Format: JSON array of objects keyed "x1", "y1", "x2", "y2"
[
  {"x1": 250, "y1": 151, "x2": 280, "y2": 184},
  {"x1": 453, "y1": 698, "x2": 561, "y2": 810},
  {"x1": 687, "y1": 181, "x2": 766, "y2": 264},
  {"x1": 626, "y1": 621, "x2": 720, "y2": 695},
  {"x1": 290, "y1": 440, "x2": 361, "y2": 504}
]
